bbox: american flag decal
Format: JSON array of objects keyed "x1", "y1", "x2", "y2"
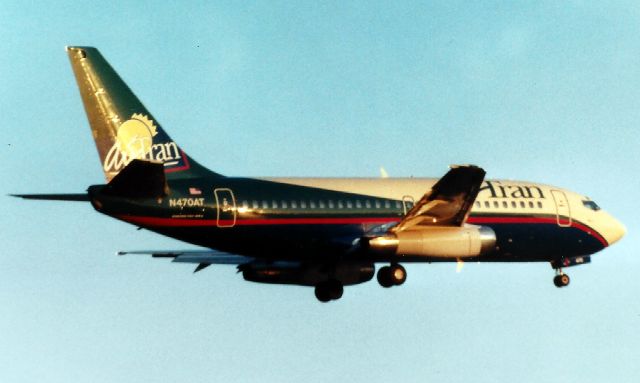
[{"x1": 189, "y1": 187, "x2": 202, "y2": 195}]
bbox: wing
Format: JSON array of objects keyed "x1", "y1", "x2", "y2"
[
  {"x1": 391, "y1": 165, "x2": 485, "y2": 232},
  {"x1": 118, "y1": 249, "x2": 254, "y2": 273}
]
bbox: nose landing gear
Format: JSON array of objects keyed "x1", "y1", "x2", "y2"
[{"x1": 553, "y1": 270, "x2": 570, "y2": 288}]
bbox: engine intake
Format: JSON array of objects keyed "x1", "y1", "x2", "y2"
[{"x1": 366, "y1": 225, "x2": 496, "y2": 259}]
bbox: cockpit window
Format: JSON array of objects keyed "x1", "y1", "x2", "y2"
[{"x1": 582, "y1": 200, "x2": 600, "y2": 211}]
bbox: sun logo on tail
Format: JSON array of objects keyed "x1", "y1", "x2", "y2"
[
  {"x1": 104, "y1": 113, "x2": 158, "y2": 173},
  {"x1": 115, "y1": 113, "x2": 158, "y2": 158}
]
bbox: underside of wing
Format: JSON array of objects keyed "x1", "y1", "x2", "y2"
[
  {"x1": 118, "y1": 249, "x2": 254, "y2": 272},
  {"x1": 392, "y1": 165, "x2": 486, "y2": 232}
]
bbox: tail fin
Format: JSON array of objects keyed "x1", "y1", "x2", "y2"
[{"x1": 66, "y1": 46, "x2": 221, "y2": 182}]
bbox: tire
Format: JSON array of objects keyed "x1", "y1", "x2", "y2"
[
  {"x1": 327, "y1": 279, "x2": 344, "y2": 300},
  {"x1": 553, "y1": 275, "x2": 562, "y2": 287},
  {"x1": 377, "y1": 266, "x2": 393, "y2": 288},
  {"x1": 315, "y1": 283, "x2": 331, "y2": 302}
]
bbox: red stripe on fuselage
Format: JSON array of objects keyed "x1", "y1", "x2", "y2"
[
  {"x1": 117, "y1": 215, "x2": 400, "y2": 227},
  {"x1": 116, "y1": 214, "x2": 608, "y2": 247},
  {"x1": 467, "y1": 216, "x2": 608, "y2": 247}
]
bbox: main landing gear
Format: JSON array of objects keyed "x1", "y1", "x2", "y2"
[
  {"x1": 553, "y1": 269, "x2": 570, "y2": 288},
  {"x1": 315, "y1": 279, "x2": 344, "y2": 302},
  {"x1": 377, "y1": 264, "x2": 407, "y2": 288}
]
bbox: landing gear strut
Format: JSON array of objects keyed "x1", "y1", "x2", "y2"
[
  {"x1": 553, "y1": 269, "x2": 570, "y2": 288},
  {"x1": 314, "y1": 279, "x2": 344, "y2": 302},
  {"x1": 377, "y1": 264, "x2": 407, "y2": 288}
]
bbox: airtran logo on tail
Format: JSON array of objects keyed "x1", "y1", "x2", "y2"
[{"x1": 103, "y1": 114, "x2": 184, "y2": 173}]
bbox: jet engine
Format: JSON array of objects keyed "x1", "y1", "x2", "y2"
[
  {"x1": 365, "y1": 225, "x2": 496, "y2": 259},
  {"x1": 240, "y1": 261, "x2": 375, "y2": 286}
]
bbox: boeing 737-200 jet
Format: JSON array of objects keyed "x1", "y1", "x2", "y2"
[{"x1": 13, "y1": 47, "x2": 626, "y2": 302}]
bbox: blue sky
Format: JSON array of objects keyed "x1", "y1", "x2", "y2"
[{"x1": 1, "y1": 1, "x2": 639, "y2": 382}]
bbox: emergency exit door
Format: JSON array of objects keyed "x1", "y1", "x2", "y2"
[{"x1": 214, "y1": 188, "x2": 236, "y2": 227}]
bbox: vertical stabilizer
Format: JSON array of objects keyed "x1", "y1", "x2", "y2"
[{"x1": 66, "y1": 46, "x2": 220, "y2": 181}]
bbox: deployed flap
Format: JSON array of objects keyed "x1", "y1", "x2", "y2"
[
  {"x1": 118, "y1": 249, "x2": 253, "y2": 265},
  {"x1": 392, "y1": 165, "x2": 485, "y2": 231},
  {"x1": 102, "y1": 159, "x2": 168, "y2": 199}
]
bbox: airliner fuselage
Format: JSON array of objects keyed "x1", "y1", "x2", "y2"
[{"x1": 92, "y1": 176, "x2": 624, "y2": 264}]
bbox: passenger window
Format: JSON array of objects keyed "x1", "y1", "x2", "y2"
[
  {"x1": 356, "y1": 200, "x2": 362, "y2": 209},
  {"x1": 310, "y1": 201, "x2": 316, "y2": 209},
  {"x1": 384, "y1": 201, "x2": 390, "y2": 209},
  {"x1": 537, "y1": 201, "x2": 543, "y2": 209},
  {"x1": 346, "y1": 201, "x2": 353, "y2": 209},
  {"x1": 338, "y1": 200, "x2": 344, "y2": 209},
  {"x1": 365, "y1": 200, "x2": 371, "y2": 209},
  {"x1": 520, "y1": 201, "x2": 525, "y2": 208},
  {"x1": 493, "y1": 201, "x2": 499, "y2": 208},
  {"x1": 291, "y1": 200, "x2": 297, "y2": 209},
  {"x1": 475, "y1": 201, "x2": 480, "y2": 208},
  {"x1": 300, "y1": 201, "x2": 307, "y2": 209},
  {"x1": 319, "y1": 200, "x2": 325, "y2": 209},
  {"x1": 502, "y1": 201, "x2": 508, "y2": 208},
  {"x1": 281, "y1": 200, "x2": 288, "y2": 209},
  {"x1": 528, "y1": 201, "x2": 534, "y2": 208},
  {"x1": 375, "y1": 200, "x2": 381, "y2": 209},
  {"x1": 242, "y1": 200, "x2": 249, "y2": 208},
  {"x1": 262, "y1": 201, "x2": 269, "y2": 209},
  {"x1": 511, "y1": 201, "x2": 517, "y2": 208},
  {"x1": 328, "y1": 200, "x2": 335, "y2": 209},
  {"x1": 484, "y1": 201, "x2": 490, "y2": 208},
  {"x1": 272, "y1": 200, "x2": 278, "y2": 208},
  {"x1": 395, "y1": 201, "x2": 402, "y2": 209},
  {"x1": 252, "y1": 200, "x2": 259, "y2": 209}
]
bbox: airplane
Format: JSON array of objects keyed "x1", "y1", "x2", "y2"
[{"x1": 13, "y1": 46, "x2": 626, "y2": 302}]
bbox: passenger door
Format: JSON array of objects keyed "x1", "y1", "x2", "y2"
[{"x1": 551, "y1": 190, "x2": 572, "y2": 227}]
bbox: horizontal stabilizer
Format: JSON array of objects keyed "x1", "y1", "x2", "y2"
[
  {"x1": 102, "y1": 159, "x2": 168, "y2": 199},
  {"x1": 10, "y1": 193, "x2": 89, "y2": 201}
]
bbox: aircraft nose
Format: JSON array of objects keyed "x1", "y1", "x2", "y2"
[{"x1": 605, "y1": 217, "x2": 626, "y2": 246}]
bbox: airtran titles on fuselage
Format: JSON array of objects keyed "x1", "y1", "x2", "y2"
[
  {"x1": 479, "y1": 180, "x2": 546, "y2": 199},
  {"x1": 103, "y1": 113, "x2": 183, "y2": 172}
]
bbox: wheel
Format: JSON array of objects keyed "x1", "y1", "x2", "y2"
[
  {"x1": 377, "y1": 266, "x2": 393, "y2": 288},
  {"x1": 389, "y1": 264, "x2": 407, "y2": 286},
  {"x1": 553, "y1": 274, "x2": 570, "y2": 288},
  {"x1": 327, "y1": 279, "x2": 344, "y2": 300},
  {"x1": 314, "y1": 283, "x2": 331, "y2": 302}
]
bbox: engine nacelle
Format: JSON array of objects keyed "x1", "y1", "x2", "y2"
[
  {"x1": 241, "y1": 261, "x2": 375, "y2": 286},
  {"x1": 366, "y1": 225, "x2": 496, "y2": 259}
]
